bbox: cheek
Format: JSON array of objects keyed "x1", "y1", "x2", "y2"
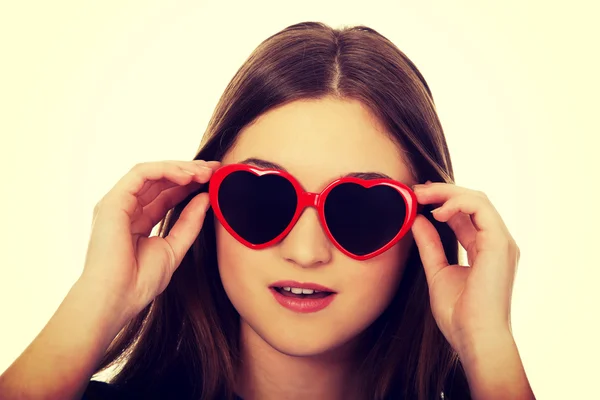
[
  {"x1": 340, "y1": 238, "x2": 414, "y2": 320},
  {"x1": 214, "y1": 219, "x2": 416, "y2": 356},
  {"x1": 215, "y1": 221, "x2": 270, "y2": 312},
  {"x1": 215, "y1": 221, "x2": 251, "y2": 297}
]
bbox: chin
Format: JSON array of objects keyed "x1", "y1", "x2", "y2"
[
  {"x1": 249, "y1": 318, "x2": 362, "y2": 358},
  {"x1": 266, "y1": 336, "x2": 341, "y2": 358}
]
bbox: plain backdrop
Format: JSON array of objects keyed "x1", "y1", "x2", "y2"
[{"x1": 1, "y1": 1, "x2": 598, "y2": 399}]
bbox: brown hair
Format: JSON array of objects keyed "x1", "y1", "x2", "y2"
[{"x1": 93, "y1": 22, "x2": 470, "y2": 400}]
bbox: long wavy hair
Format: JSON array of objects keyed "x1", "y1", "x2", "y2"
[{"x1": 92, "y1": 22, "x2": 471, "y2": 400}]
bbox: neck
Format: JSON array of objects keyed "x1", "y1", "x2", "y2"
[{"x1": 235, "y1": 320, "x2": 364, "y2": 400}]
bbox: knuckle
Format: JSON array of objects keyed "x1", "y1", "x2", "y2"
[
  {"x1": 129, "y1": 163, "x2": 145, "y2": 176},
  {"x1": 93, "y1": 198, "x2": 111, "y2": 219},
  {"x1": 93, "y1": 195, "x2": 108, "y2": 214},
  {"x1": 166, "y1": 160, "x2": 185, "y2": 170},
  {"x1": 130, "y1": 162, "x2": 145, "y2": 172},
  {"x1": 501, "y1": 239, "x2": 518, "y2": 262},
  {"x1": 190, "y1": 160, "x2": 211, "y2": 171},
  {"x1": 474, "y1": 190, "x2": 488, "y2": 199}
]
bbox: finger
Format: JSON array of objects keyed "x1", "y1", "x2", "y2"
[
  {"x1": 105, "y1": 161, "x2": 214, "y2": 218},
  {"x1": 430, "y1": 193, "x2": 507, "y2": 253},
  {"x1": 415, "y1": 184, "x2": 509, "y2": 236},
  {"x1": 137, "y1": 160, "x2": 217, "y2": 205},
  {"x1": 137, "y1": 164, "x2": 213, "y2": 207},
  {"x1": 198, "y1": 160, "x2": 222, "y2": 169},
  {"x1": 106, "y1": 162, "x2": 194, "y2": 216},
  {"x1": 137, "y1": 179, "x2": 181, "y2": 206},
  {"x1": 164, "y1": 192, "x2": 211, "y2": 274},
  {"x1": 411, "y1": 214, "x2": 449, "y2": 286},
  {"x1": 443, "y1": 212, "x2": 478, "y2": 264},
  {"x1": 130, "y1": 182, "x2": 203, "y2": 236}
]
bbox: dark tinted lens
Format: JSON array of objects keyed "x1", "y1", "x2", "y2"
[
  {"x1": 324, "y1": 183, "x2": 406, "y2": 256},
  {"x1": 218, "y1": 171, "x2": 297, "y2": 245}
]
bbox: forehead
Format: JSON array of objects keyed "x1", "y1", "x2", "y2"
[{"x1": 222, "y1": 98, "x2": 415, "y2": 188}]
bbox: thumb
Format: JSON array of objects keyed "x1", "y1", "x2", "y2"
[
  {"x1": 164, "y1": 192, "x2": 211, "y2": 274},
  {"x1": 411, "y1": 214, "x2": 449, "y2": 286}
]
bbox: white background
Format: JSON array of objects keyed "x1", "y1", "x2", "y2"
[{"x1": 1, "y1": 1, "x2": 598, "y2": 398}]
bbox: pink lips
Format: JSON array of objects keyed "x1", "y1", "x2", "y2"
[
  {"x1": 269, "y1": 280, "x2": 336, "y2": 292},
  {"x1": 269, "y1": 280, "x2": 337, "y2": 313}
]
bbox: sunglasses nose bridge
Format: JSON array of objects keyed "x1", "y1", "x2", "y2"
[{"x1": 298, "y1": 192, "x2": 320, "y2": 210}]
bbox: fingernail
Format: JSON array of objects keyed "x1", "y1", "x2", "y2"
[{"x1": 412, "y1": 180, "x2": 433, "y2": 190}]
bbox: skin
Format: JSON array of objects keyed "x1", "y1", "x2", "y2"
[
  {"x1": 215, "y1": 97, "x2": 417, "y2": 400},
  {"x1": 411, "y1": 183, "x2": 534, "y2": 399},
  {"x1": 215, "y1": 96, "x2": 536, "y2": 399},
  {"x1": 0, "y1": 98, "x2": 534, "y2": 399}
]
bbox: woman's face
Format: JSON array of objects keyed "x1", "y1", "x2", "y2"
[{"x1": 216, "y1": 97, "x2": 417, "y2": 356}]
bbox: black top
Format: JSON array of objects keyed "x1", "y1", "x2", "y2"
[
  {"x1": 81, "y1": 380, "x2": 460, "y2": 399},
  {"x1": 82, "y1": 381, "x2": 244, "y2": 400}
]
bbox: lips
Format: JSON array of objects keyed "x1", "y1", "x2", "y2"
[
  {"x1": 268, "y1": 280, "x2": 336, "y2": 293},
  {"x1": 268, "y1": 280, "x2": 337, "y2": 313}
]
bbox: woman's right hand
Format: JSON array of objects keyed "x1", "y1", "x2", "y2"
[
  {"x1": 80, "y1": 159, "x2": 220, "y2": 321},
  {"x1": 0, "y1": 159, "x2": 221, "y2": 400}
]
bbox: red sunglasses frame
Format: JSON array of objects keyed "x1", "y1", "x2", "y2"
[{"x1": 208, "y1": 163, "x2": 420, "y2": 261}]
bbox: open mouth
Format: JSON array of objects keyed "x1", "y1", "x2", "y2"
[
  {"x1": 268, "y1": 281, "x2": 337, "y2": 313},
  {"x1": 272, "y1": 286, "x2": 334, "y2": 299}
]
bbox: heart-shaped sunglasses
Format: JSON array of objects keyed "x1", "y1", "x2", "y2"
[{"x1": 208, "y1": 163, "x2": 420, "y2": 260}]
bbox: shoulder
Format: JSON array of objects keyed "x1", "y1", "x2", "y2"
[{"x1": 81, "y1": 380, "x2": 132, "y2": 400}]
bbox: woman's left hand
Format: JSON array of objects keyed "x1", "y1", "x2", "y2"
[{"x1": 410, "y1": 181, "x2": 520, "y2": 355}]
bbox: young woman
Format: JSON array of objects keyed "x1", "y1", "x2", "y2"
[{"x1": 0, "y1": 22, "x2": 534, "y2": 400}]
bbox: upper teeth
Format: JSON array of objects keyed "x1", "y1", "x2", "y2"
[{"x1": 282, "y1": 286, "x2": 320, "y2": 294}]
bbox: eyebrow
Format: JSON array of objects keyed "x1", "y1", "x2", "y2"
[{"x1": 238, "y1": 157, "x2": 394, "y2": 180}]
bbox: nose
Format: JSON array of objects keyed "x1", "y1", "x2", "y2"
[{"x1": 278, "y1": 207, "x2": 332, "y2": 268}]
